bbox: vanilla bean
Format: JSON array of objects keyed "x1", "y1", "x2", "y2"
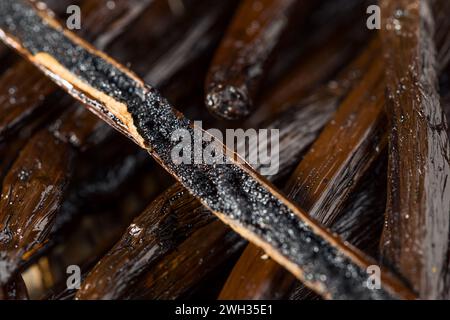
[
  {"x1": 331, "y1": 154, "x2": 388, "y2": 257},
  {"x1": 0, "y1": 98, "x2": 57, "y2": 182},
  {"x1": 250, "y1": 1, "x2": 371, "y2": 126},
  {"x1": 125, "y1": 221, "x2": 246, "y2": 300},
  {"x1": 285, "y1": 62, "x2": 386, "y2": 226},
  {"x1": 0, "y1": 61, "x2": 61, "y2": 140},
  {"x1": 0, "y1": 0, "x2": 415, "y2": 299},
  {"x1": 0, "y1": 130, "x2": 74, "y2": 286},
  {"x1": 380, "y1": 0, "x2": 450, "y2": 298},
  {"x1": 204, "y1": 0, "x2": 312, "y2": 120},
  {"x1": 265, "y1": 0, "x2": 368, "y2": 84},
  {"x1": 76, "y1": 184, "x2": 215, "y2": 299},
  {"x1": 253, "y1": 38, "x2": 381, "y2": 182}
]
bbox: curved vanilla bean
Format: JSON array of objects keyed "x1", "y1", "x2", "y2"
[
  {"x1": 380, "y1": 0, "x2": 450, "y2": 298},
  {"x1": 205, "y1": 0, "x2": 312, "y2": 120},
  {"x1": 0, "y1": 0, "x2": 415, "y2": 299}
]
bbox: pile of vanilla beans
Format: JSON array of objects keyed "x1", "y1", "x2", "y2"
[{"x1": 0, "y1": 0, "x2": 449, "y2": 300}]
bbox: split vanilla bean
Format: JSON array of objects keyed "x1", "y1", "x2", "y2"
[{"x1": 76, "y1": 82, "x2": 347, "y2": 299}]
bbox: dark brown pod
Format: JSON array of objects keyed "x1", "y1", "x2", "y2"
[
  {"x1": 204, "y1": 0, "x2": 312, "y2": 120},
  {"x1": 0, "y1": 130, "x2": 74, "y2": 285},
  {"x1": 380, "y1": 0, "x2": 450, "y2": 298}
]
